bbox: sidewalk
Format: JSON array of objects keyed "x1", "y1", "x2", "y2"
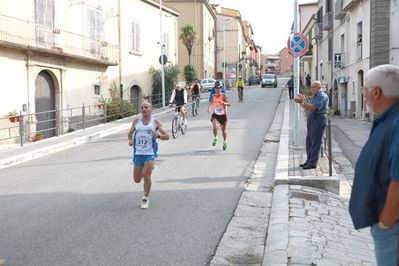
[
  {"x1": 263, "y1": 100, "x2": 375, "y2": 265},
  {"x1": 0, "y1": 106, "x2": 173, "y2": 169}
]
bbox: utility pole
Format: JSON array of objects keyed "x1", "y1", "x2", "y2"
[
  {"x1": 118, "y1": 0, "x2": 124, "y2": 116},
  {"x1": 293, "y1": 0, "x2": 300, "y2": 146},
  {"x1": 160, "y1": 0, "x2": 166, "y2": 107}
]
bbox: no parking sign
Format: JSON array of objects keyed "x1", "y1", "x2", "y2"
[{"x1": 287, "y1": 33, "x2": 309, "y2": 57}]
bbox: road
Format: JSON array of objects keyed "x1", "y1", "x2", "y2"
[{"x1": 0, "y1": 84, "x2": 283, "y2": 266}]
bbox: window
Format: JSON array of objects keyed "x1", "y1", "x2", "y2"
[
  {"x1": 163, "y1": 33, "x2": 170, "y2": 58},
  {"x1": 357, "y1": 22, "x2": 363, "y2": 60},
  {"x1": 86, "y1": 6, "x2": 104, "y2": 56},
  {"x1": 131, "y1": 21, "x2": 141, "y2": 53},
  {"x1": 35, "y1": 0, "x2": 55, "y2": 46},
  {"x1": 357, "y1": 22, "x2": 363, "y2": 44},
  {"x1": 94, "y1": 84, "x2": 101, "y2": 95}
]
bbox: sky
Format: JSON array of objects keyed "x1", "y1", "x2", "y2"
[{"x1": 210, "y1": 0, "x2": 317, "y2": 54}]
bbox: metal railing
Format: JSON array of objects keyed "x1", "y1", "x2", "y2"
[
  {"x1": 321, "y1": 118, "x2": 333, "y2": 176},
  {"x1": 0, "y1": 91, "x2": 180, "y2": 146}
]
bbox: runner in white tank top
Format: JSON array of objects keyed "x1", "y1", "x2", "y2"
[{"x1": 128, "y1": 101, "x2": 169, "y2": 209}]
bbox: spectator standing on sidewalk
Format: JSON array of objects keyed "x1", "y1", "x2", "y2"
[
  {"x1": 294, "y1": 80, "x2": 329, "y2": 169},
  {"x1": 349, "y1": 64, "x2": 399, "y2": 266},
  {"x1": 287, "y1": 76, "x2": 294, "y2": 99},
  {"x1": 305, "y1": 74, "x2": 311, "y2": 88},
  {"x1": 128, "y1": 101, "x2": 169, "y2": 209}
]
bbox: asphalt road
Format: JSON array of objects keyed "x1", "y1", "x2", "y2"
[{"x1": 0, "y1": 84, "x2": 283, "y2": 266}]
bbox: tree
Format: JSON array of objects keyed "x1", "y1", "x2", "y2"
[
  {"x1": 184, "y1": 65, "x2": 196, "y2": 86},
  {"x1": 179, "y1": 25, "x2": 197, "y2": 65},
  {"x1": 149, "y1": 64, "x2": 180, "y2": 107}
]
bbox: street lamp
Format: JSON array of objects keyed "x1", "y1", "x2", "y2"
[{"x1": 223, "y1": 18, "x2": 230, "y2": 89}]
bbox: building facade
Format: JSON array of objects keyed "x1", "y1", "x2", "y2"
[
  {"x1": 164, "y1": 0, "x2": 216, "y2": 81},
  {"x1": 0, "y1": 0, "x2": 178, "y2": 140}
]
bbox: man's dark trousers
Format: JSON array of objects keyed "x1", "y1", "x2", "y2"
[
  {"x1": 305, "y1": 113, "x2": 327, "y2": 166},
  {"x1": 288, "y1": 87, "x2": 294, "y2": 99}
]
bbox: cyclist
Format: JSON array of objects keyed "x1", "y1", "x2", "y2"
[
  {"x1": 169, "y1": 82, "x2": 188, "y2": 125},
  {"x1": 191, "y1": 78, "x2": 202, "y2": 97},
  {"x1": 236, "y1": 76, "x2": 245, "y2": 101},
  {"x1": 208, "y1": 80, "x2": 226, "y2": 102},
  {"x1": 128, "y1": 101, "x2": 169, "y2": 209},
  {"x1": 208, "y1": 84, "x2": 230, "y2": 150}
]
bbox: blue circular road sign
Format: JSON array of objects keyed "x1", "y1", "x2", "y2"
[{"x1": 288, "y1": 33, "x2": 309, "y2": 57}]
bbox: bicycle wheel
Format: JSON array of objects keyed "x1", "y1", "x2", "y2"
[
  {"x1": 172, "y1": 115, "x2": 179, "y2": 139},
  {"x1": 192, "y1": 100, "x2": 196, "y2": 117},
  {"x1": 181, "y1": 116, "x2": 187, "y2": 135},
  {"x1": 195, "y1": 98, "x2": 199, "y2": 115}
]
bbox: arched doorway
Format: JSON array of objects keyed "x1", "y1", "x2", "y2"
[
  {"x1": 130, "y1": 85, "x2": 141, "y2": 114},
  {"x1": 357, "y1": 70, "x2": 364, "y2": 117},
  {"x1": 35, "y1": 70, "x2": 56, "y2": 138}
]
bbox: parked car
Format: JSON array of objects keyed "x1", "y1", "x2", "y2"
[
  {"x1": 248, "y1": 75, "x2": 260, "y2": 85},
  {"x1": 200, "y1": 78, "x2": 217, "y2": 91},
  {"x1": 261, "y1": 73, "x2": 278, "y2": 88}
]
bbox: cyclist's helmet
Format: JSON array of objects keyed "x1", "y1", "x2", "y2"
[
  {"x1": 215, "y1": 80, "x2": 222, "y2": 88},
  {"x1": 176, "y1": 82, "x2": 183, "y2": 90}
]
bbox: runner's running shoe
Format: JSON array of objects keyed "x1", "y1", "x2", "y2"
[
  {"x1": 212, "y1": 137, "x2": 218, "y2": 146},
  {"x1": 140, "y1": 197, "x2": 150, "y2": 209},
  {"x1": 223, "y1": 141, "x2": 227, "y2": 150}
]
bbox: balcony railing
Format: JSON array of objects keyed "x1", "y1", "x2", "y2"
[
  {"x1": 0, "y1": 14, "x2": 118, "y2": 65},
  {"x1": 322, "y1": 12, "x2": 333, "y2": 31},
  {"x1": 356, "y1": 42, "x2": 362, "y2": 60},
  {"x1": 314, "y1": 23, "x2": 323, "y2": 40},
  {"x1": 335, "y1": 0, "x2": 346, "y2": 19}
]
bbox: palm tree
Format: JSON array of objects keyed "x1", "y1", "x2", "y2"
[{"x1": 179, "y1": 24, "x2": 197, "y2": 65}]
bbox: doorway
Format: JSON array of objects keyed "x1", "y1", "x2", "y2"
[
  {"x1": 130, "y1": 85, "x2": 142, "y2": 114},
  {"x1": 35, "y1": 70, "x2": 56, "y2": 138}
]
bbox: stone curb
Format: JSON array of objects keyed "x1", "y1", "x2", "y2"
[{"x1": 274, "y1": 102, "x2": 340, "y2": 194}]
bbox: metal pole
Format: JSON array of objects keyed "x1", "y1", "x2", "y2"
[
  {"x1": 19, "y1": 111, "x2": 24, "y2": 147},
  {"x1": 223, "y1": 19, "x2": 226, "y2": 89},
  {"x1": 118, "y1": 0, "x2": 122, "y2": 100},
  {"x1": 328, "y1": 118, "x2": 332, "y2": 176},
  {"x1": 293, "y1": 0, "x2": 300, "y2": 146},
  {"x1": 160, "y1": 0, "x2": 166, "y2": 108}
]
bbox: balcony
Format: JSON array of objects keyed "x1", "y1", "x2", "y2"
[
  {"x1": 322, "y1": 12, "x2": 333, "y2": 31},
  {"x1": 314, "y1": 23, "x2": 323, "y2": 40},
  {"x1": 335, "y1": 0, "x2": 346, "y2": 20},
  {"x1": 342, "y1": 0, "x2": 366, "y2": 12},
  {"x1": 356, "y1": 42, "x2": 362, "y2": 60},
  {"x1": 0, "y1": 14, "x2": 118, "y2": 65}
]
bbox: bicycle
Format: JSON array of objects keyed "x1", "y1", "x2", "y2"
[
  {"x1": 191, "y1": 94, "x2": 200, "y2": 116},
  {"x1": 237, "y1": 87, "x2": 244, "y2": 102},
  {"x1": 171, "y1": 105, "x2": 187, "y2": 139}
]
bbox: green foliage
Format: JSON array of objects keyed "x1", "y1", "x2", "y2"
[
  {"x1": 328, "y1": 108, "x2": 341, "y2": 118},
  {"x1": 7, "y1": 109, "x2": 18, "y2": 118},
  {"x1": 150, "y1": 64, "x2": 180, "y2": 97},
  {"x1": 104, "y1": 82, "x2": 135, "y2": 122},
  {"x1": 184, "y1": 65, "x2": 196, "y2": 85}
]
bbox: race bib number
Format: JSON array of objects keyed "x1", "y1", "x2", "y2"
[
  {"x1": 135, "y1": 134, "x2": 152, "y2": 151},
  {"x1": 215, "y1": 107, "x2": 224, "y2": 115}
]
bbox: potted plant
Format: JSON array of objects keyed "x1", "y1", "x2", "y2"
[
  {"x1": 97, "y1": 99, "x2": 105, "y2": 109},
  {"x1": 7, "y1": 110, "x2": 19, "y2": 123},
  {"x1": 32, "y1": 133, "x2": 43, "y2": 142}
]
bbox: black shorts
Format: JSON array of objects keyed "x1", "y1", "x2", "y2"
[{"x1": 211, "y1": 113, "x2": 227, "y2": 125}]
